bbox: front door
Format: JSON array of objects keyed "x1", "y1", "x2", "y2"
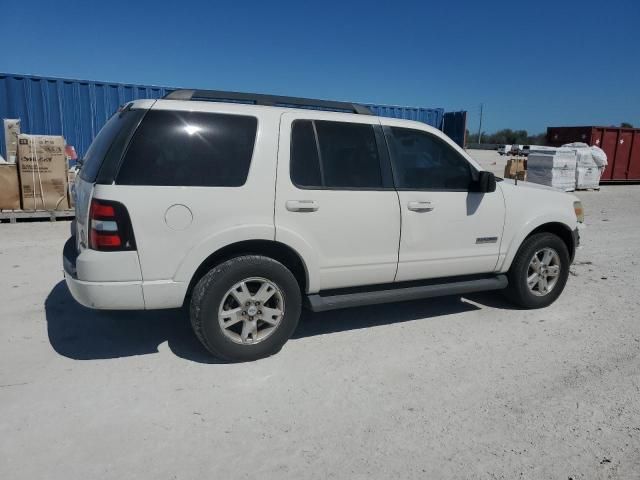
[{"x1": 383, "y1": 122, "x2": 505, "y2": 282}]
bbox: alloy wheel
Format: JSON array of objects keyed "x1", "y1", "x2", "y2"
[
  {"x1": 527, "y1": 248, "x2": 561, "y2": 296},
  {"x1": 218, "y1": 277, "x2": 285, "y2": 345}
]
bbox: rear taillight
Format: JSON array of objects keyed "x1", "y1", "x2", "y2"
[{"x1": 89, "y1": 199, "x2": 136, "y2": 251}]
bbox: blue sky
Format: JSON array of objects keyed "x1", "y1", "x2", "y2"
[{"x1": 3, "y1": 0, "x2": 639, "y2": 134}]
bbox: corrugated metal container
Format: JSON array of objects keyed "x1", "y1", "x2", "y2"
[
  {"x1": 0, "y1": 73, "x2": 170, "y2": 160},
  {"x1": 443, "y1": 111, "x2": 467, "y2": 147},
  {"x1": 1, "y1": 72, "x2": 455, "y2": 159},
  {"x1": 547, "y1": 126, "x2": 640, "y2": 182},
  {"x1": 365, "y1": 104, "x2": 444, "y2": 130}
]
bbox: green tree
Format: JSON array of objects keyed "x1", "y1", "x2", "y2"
[
  {"x1": 621, "y1": 122, "x2": 634, "y2": 128},
  {"x1": 526, "y1": 132, "x2": 547, "y2": 145}
]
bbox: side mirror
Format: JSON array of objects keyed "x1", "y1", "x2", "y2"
[{"x1": 471, "y1": 171, "x2": 496, "y2": 193}]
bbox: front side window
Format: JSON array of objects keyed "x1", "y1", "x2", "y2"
[
  {"x1": 388, "y1": 127, "x2": 473, "y2": 190},
  {"x1": 117, "y1": 110, "x2": 257, "y2": 187},
  {"x1": 290, "y1": 120, "x2": 383, "y2": 189}
]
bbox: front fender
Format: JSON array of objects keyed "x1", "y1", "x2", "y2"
[{"x1": 498, "y1": 213, "x2": 577, "y2": 272}]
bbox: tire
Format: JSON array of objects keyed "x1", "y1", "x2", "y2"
[
  {"x1": 503, "y1": 233, "x2": 570, "y2": 309},
  {"x1": 190, "y1": 255, "x2": 302, "y2": 362}
]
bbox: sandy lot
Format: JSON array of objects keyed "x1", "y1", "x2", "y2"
[
  {"x1": 1, "y1": 184, "x2": 639, "y2": 479},
  {"x1": 468, "y1": 148, "x2": 513, "y2": 177}
]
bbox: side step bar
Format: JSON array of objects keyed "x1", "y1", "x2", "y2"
[{"x1": 306, "y1": 274, "x2": 508, "y2": 312}]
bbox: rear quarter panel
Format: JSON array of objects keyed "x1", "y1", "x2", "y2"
[{"x1": 94, "y1": 102, "x2": 282, "y2": 286}]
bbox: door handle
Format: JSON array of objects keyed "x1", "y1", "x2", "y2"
[
  {"x1": 286, "y1": 200, "x2": 319, "y2": 212},
  {"x1": 407, "y1": 201, "x2": 434, "y2": 212}
]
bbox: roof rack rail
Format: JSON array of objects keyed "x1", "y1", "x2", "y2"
[{"x1": 163, "y1": 89, "x2": 372, "y2": 115}]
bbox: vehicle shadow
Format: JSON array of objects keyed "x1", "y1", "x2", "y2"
[
  {"x1": 45, "y1": 281, "x2": 221, "y2": 364},
  {"x1": 45, "y1": 281, "x2": 485, "y2": 363},
  {"x1": 465, "y1": 290, "x2": 522, "y2": 310},
  {"x1": 292, "y1": 296, "x2": 480, "y2": 338}
]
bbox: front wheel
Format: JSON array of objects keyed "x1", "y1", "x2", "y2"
[
  {"x1": 503, "y1": 233, "x2": 570, "y2": 309},
  {"x1": 190, "y1": 255, "x2": 302, "y2": 362}
]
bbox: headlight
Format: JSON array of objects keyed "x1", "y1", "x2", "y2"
[{"x1": 574, "y1": 201, "x2": 584, "y2": 223}]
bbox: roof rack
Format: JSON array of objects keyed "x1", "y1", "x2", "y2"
[{"x1": 163, "y1": 89, "x2": 372, "y2": 115}]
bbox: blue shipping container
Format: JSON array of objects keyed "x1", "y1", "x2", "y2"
[
  {"x1": 443, "y1": 111, "x2": 468, "y2": 148},
  {"x1": 0, "y1": 73, "x2": 169, "y2": 160},
  {"x1": 366, "y1": 104, "x2": 443, "y2": 130},
  {"x1": 0, "y1": 73, "x2": 457, "y2": 159}
]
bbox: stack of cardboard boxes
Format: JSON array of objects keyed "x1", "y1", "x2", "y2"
[
  {"x1": 1, "y1": 119, "x2": 71, "y2": 211},
  {"x1": 3, "y1": 119, "x2": 20, "y2": 163},
  {"x1": 0, "y1": 119, "x2": 22, "y2": 210},
  {"x1": 503, "y1": 158, "x2": 527, "y2": 181},
  {"x1": 0, "y1": 163, "x2": 21, "y2": 210}
]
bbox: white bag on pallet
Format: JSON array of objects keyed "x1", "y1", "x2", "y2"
[
  {"x1": 527, "y1": 148, "x2": 577, "y2": 191},
  {"x1": 576, "y1": 166, "x2": 601, "y2": 189},
  {"x1": 561, "y1": 142, "x2": 608, "y2": 188}
]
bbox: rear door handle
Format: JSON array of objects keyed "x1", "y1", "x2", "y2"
[
  {"x1": 407, "y1": 201, "x2": 434, "y2": 212},
  {"x1": 286, "y1": 200, "x2": 319, "y2": 212}
]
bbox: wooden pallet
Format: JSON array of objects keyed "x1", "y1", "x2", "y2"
[{"x1": 0, "y1": 209, "x2": 75, "y2": 223}]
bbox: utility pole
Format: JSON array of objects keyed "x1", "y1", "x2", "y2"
[{"x1": 477, "y1": 103, "x2": 483, "y2": 144}]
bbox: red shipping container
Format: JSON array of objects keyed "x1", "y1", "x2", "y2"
[{"x1": 547, "y1": 126, "x2": 640, "y2": 182}]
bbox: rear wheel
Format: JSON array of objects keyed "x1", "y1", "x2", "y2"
[
  {"x1": 190, "y1": 255, "x2": 301, "y2": 361},
  {"x1": 503, "y1": 233, "x2": 570, "y2": 308}
]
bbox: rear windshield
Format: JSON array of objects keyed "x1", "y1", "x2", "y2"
[
  {"x1": 116, "y1": 110, "x2": 257, "y2": 187},
  {"x1": 79, "y1": 108, "x2": 146, "y2": 183}
]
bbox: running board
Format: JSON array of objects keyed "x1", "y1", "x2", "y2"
[{"x1": 306, "y1": 274, "x2": 508, "y2": 312}]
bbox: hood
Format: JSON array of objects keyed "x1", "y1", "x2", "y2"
[{"x1": 499, "y1": 178, "x2": 580, "y2": 202}]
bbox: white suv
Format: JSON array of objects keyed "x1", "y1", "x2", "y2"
[{"x1": 63, "y1": 89, "x2": 583, "y2": 361}]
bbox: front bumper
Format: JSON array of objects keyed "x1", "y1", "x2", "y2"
[{"x1": 63, "y1": 237, "x2": 145, "y2": 310}]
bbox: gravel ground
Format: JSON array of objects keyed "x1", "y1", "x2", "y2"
[{"x1": 1, "y1": 184, "x2": 639, "y2": 479}]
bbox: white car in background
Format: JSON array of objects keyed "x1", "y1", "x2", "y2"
[
  {"x1": 497, "y1": 144, "x2": 512, "y2": 155},
  {"x1": 63, "y1": 90, "x2": 583, "y2": 361}
]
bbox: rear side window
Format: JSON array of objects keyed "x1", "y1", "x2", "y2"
[
  {"x1": 291, "y1": 121, "x2": 322, "y2": 187},
  {"x1": 80, "y1": 108, "x2": 145, "y2": 183},
  {"x1": 387, "y1": 127, "x2": 473, "y2": 190},
  {"x1": 290, "y1": 120, "x2": 383, "y2": 189},
  {"x1": 117, "y1": 110, "x2": 257, "y2": 187}
]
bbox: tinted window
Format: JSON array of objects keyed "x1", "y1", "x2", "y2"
[
  {"x1": 290, "y1": 120, "x2": 383, "y2": 189},
  {"x1": 80, "y1": 108, "x2": 145, "y2": 182},
  {"x1": 389, "y1": 127, "x2": 473, "y2": 190},
  {"x1": 290, "y1": 120, "x2": 322, "y2": 187},
  {"x1": 117, "y1": 110, "x2": 257, "y2": 186},
  {"x1": 316, "y1": 121, "x2": 382, "y2": 188}
]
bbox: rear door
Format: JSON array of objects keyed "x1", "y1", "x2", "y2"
[
  {"x1": 275, "y1": 112, "x2": 400, "y2": 292},
  {"x1": 383, "y1": 121, "x2": 505, "y2": 281}
]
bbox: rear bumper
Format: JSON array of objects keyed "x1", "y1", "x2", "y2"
[{"x1": 63, "y1": 237, "x2": 145, "y2": 310}]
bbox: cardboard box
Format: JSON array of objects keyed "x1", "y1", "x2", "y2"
[
  {"x1": 504, "y1": 158, "x2": 527, "y2": 179},
  {"x1": 17, "y1": 134, "x2": 70, "y2": 211},
  {"x1": 3, "y1": 119, "x2": 21, "y2": 163},
  {"x1": 0, "y1": 164, "x2": 21, "y2": 210},
  {"x1": 506, "y1": 170, "x2": 527, "y2": 181}
]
